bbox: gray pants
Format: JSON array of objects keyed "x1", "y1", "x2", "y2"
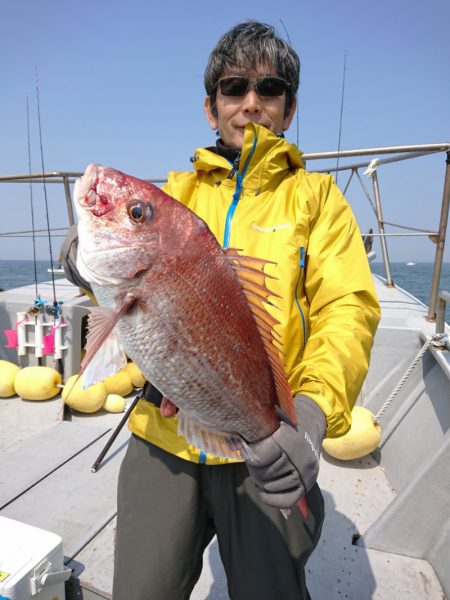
[{"x1": 113, "y1": 434, "x2": 324, "y2": 600}]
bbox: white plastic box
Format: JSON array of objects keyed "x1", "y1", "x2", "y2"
[{"x1": 0, "y1": 516, "x2": 71, "y2": 600}]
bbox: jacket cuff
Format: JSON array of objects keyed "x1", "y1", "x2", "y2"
[{"x1": 294, "y1": 394, "x2": 327, "y2": 444}]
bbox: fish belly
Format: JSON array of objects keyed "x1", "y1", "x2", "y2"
[{"x1": 94, "y1": 279, "x2": 278, "y2": 443}]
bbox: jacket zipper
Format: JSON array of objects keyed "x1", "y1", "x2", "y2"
[
  {"x1": 223, "y1": 136, "x2": 258, "y2": 249},
  {"x1": 295, "y1": 246, "x2": 307, "y2": 349}
]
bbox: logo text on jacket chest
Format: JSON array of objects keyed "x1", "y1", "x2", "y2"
[{"x1": 251, "y1": 222, "x2": 292, "y2": 233}]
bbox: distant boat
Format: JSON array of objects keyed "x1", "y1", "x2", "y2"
[{"x1": 406, "y1": 261, "x2": 416, "y2": 266}]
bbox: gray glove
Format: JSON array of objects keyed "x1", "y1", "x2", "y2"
[
  {"x1": 60, "y1": 224, "x2": 93, "y2": 293},
  {"x1": 246, "y1": 395, "x2": 327, "y2": 509}
]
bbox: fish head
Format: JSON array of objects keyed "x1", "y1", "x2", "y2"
[{"x1": 74, "y1": 164, "x2": 204, "y2": 286}]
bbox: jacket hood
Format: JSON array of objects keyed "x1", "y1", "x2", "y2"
[{"x1": 191, "y1": 123, "x2": 304, "y2": 192}]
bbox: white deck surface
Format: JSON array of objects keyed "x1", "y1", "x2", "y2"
[{"x1": 189, "y1": 453, "x2": 444, "y2": 600}]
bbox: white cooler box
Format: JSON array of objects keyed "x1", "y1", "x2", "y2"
[{"x1": 0, "y1": 516, "x2": 71, "y2": 600}]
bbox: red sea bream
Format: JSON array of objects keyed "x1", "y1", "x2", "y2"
[{"x1": 74, "y1": 164, "x2": 297, "y2": 462}]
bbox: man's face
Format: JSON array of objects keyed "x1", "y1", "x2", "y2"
[{"x1": 204, "y1": 65, "x2": 296, "y2": 150}]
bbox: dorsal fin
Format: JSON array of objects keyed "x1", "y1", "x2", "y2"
[
  {"x1": 224, "y1": 248, "x2": 296, "y2": 425},
  {"x1": 243, "y1": 289, "x2": 278, "y2": 309},
  {"x1": 232, "y1": 264, "x2": 277, "y2": 281}
]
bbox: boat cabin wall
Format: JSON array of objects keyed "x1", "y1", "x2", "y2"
[{"x1": 0, "y1": 280, "x2": 92, "y2": 381}]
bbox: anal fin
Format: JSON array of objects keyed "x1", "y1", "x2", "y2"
[{"x1": 177, "y1": 411, "x2": 253, "y2": 461}]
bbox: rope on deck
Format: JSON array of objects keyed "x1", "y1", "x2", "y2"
[{"x1": 373, "y1": 337, "x2": 434, "y2": 424}]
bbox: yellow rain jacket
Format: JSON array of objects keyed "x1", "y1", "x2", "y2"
[{"x1": 129, "y1": 122, "x2": 380, "y2": 464}]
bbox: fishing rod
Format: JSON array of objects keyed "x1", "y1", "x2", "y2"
[
  {"x1": 91, "y1": 383, "x2": 161, "y2": 471},
  {"x1": 26, "y1": 96, "x2": 39, "y2": 300},
  {"x1": 4, "y1": 82, "x2": 63, "y2": 364},
  {"x1": 33, "y1": 66, "x2": 65, "y2": 371},
  {"x1": 25, "y1": 95, "x2": 43, "y2": 365},
  {"x1": 35, "y1": 64, "x2": 62, "y2": 321},
  {"x1": 279, "y1": 19, "x2": 299, "y2": 148},
  {"x1": 335, "y1": 53, "x2": 347, "y2": 184},
  {"x1": 91, "y1": 393, "x2": 141, "y2": 472}
]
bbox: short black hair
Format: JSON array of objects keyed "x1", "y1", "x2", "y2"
[{"x1": 204, "y1": 21, "x2": 300, "y2": 117}]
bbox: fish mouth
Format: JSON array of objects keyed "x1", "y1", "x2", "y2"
[
  {"x1": 84, "y1": 237, "x2": 158, "y2": 257},
  {"x1": 76, "y1": 164, "x2": 99, "y2": 207},
  {"x1": 75, "y1": 164, "x2": 115, "y2": 218}
]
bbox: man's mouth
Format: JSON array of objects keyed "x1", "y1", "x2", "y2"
[{"x1": 237, "y1": 120, "x2": 268, "y2": 129}]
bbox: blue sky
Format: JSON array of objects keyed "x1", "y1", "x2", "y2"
[{"x1": 1, "y1": 0, "x2": 449, "y2": 262}]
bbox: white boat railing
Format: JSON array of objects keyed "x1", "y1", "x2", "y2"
[
  {"x1": 302, "y1": 143, "x2": 450, "y2": 321},
  {"x1": 1, "y1": 143, "x2": 449, "y2": 320}
]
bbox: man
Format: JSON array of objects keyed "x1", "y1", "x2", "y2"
[{"x1": 63, "y1": 20, "x2": 380, "y2": 600}]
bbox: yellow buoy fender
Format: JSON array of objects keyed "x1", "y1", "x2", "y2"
[
  {"x1": 322, "y1": 406, "x2": 382, "y2": 461},
  {"x1": 123, "y1": 361, "x2": 146, "y2": 388},
  {"x1": 103, "y1": 370, "x2": 133, "y2": 396},
  {"x1": 14, "y1": 366, "x2": 61, "y2": 401},
  {"x1": 103, "y1": 393, "x2": 126, "y2": 413},
  {"x1": 0, "y1": 360, "x2": 21, "y2": 398},
  {"x1": 62, "y1": 375, "x2": 107, "y2": 413}
]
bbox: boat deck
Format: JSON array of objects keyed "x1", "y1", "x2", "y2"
[{"x1": 0, "y1": 276, "x2": 448, "y2": 599}]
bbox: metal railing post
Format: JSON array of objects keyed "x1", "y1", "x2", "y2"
[
  {"x1": 371, "y1": 168, "x2": 394, "y2": 286},
  {"x1": 435, "y1": 291, "x2": 450, "y2": 335},
  {"x1": 63, "y1": 175, "x2": 75, "y2": 227},
  {"x1": 427, "y1": 152, "x2": 450, "y2": 320}
]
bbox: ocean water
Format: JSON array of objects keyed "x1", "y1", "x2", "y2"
[
  {"x1": 370, "y1": 262, "x2": 450, "y2": 305},
  {"x1": 370, "y1": 262, "x2": 450, "y2": 323},
  {"x1": 0, "y1": 259, "x2": 449, "y2": 322},
  {"x1": 0, "y1": 260, "x2": 65, "y2": 292}
]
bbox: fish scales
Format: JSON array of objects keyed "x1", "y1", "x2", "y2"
[
  {"x1": 75, "y1": 164, "x2": 293, "y2": 456},
  {"x1": 92, "y1": 236, "x2": 278, "y2": 441}
]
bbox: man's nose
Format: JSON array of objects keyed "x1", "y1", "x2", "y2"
[{"x1": 241, "y1": 89, "x2": 261, "y2": 112}]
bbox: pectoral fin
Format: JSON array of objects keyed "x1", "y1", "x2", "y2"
[
  {"x1": 80, "y1": 294, "x2": 137, "y2": 387},
  {"x1": 83, "y1": 326, "x2": 127, "y2": 387}
]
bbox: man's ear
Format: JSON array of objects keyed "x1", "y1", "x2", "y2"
[
  {"x1": 283, "y1": 97, "x2": 297, "y2": 131},
  {"x1": 204, "y1": 96, "x2": 218, "y2": 130}
]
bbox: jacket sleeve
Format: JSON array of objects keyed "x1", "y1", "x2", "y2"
[{"x1": 293, "y1": 174, "x2": 381, "y2": 438}]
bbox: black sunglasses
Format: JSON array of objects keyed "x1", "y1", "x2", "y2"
[{"x1": 217, "y1": 76, "x2": 289, "y2": 97}]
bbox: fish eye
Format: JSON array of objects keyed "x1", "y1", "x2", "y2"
[{"x1": 127, "y1": 201, "x2": 153, "y2": 223}]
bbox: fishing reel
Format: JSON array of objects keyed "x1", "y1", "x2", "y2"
[
  {"x1": 46, "y1": 300, "x2": 64, "y2": 318},
  {"x1": 26, "y1": 297, "x2": 64, "y2": 319},
  {"x1": 27, "y1": 296, "x2": 47, "y2": 317}
]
